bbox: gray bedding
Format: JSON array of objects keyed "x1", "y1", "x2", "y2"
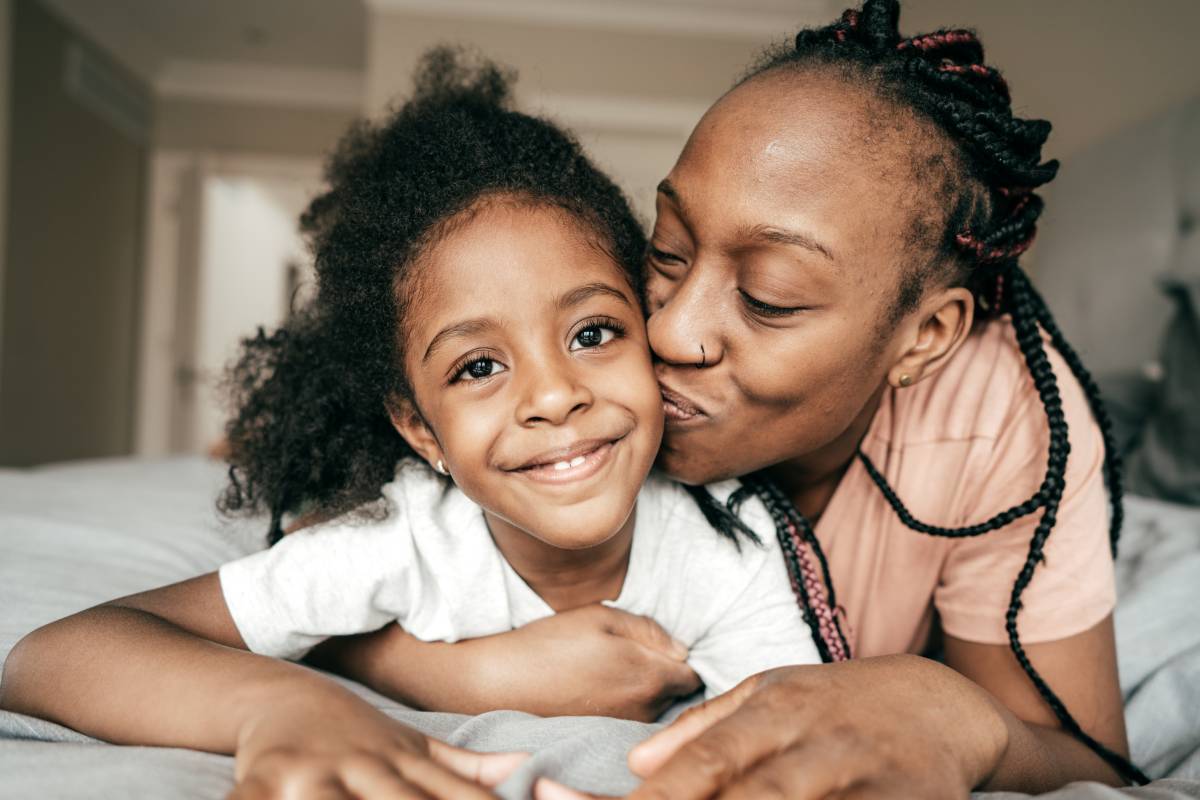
[{"x1": 1, "y1": 457, "x2": 1198, "y2": 799}]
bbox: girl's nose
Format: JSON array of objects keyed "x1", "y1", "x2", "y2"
[
  {"x1": 647, "y1": 269, "x2": 723, "y2": 369},
  {"x1": 515, "y1": 358, "x2": 594, "y2": 426}
]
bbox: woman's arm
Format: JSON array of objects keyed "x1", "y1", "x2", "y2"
[
  {"x1": 0, "y1": 574, "x2": 521, "y2": 797},
  {"x1": 947, "y1": 616, "x2": 1128, "y2": 791},
  {"x1": 535, "y1": 616, "x2": 1129, "y2": 800},
  {"x1": 310, "y1": 605, "x2": 701, "y2": 721}
]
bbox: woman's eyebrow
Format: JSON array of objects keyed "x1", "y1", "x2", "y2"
[
  {"x1": 744, "y1": 225, "x2": 836, "y2": 262},
  {"x1": 423, "y1": 318, "x2": 496, "y2": 364}
]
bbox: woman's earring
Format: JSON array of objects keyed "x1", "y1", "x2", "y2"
[
  {"x1": 435, "y1": 459, "x2": 447, "y2": 475},
  {"x1": 898, "y1": 373, "x2": 914, "y2": 388}
]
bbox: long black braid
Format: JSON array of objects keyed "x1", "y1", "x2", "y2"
[{"x1": 690, "y1": 0, "x2": 1145, "y2": 784}]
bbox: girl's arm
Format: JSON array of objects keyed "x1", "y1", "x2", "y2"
[
  {"x1": 310, "y1": 605, "x2": 701, "y2": 722},
  {"x1": 0, "y1": 574, "x2": 522, "y2": 798}
]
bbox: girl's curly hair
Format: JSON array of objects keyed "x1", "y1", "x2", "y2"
[{"x1": 218, "y1": 47, "x2": 647, "y2": 545}]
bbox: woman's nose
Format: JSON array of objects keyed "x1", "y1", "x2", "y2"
[
  {"x1": 515, "y1": 357, "x2": 593, "y2": 426},
  {"x1": 647, "y1": 269, "x2": 723, "y2": 369}
]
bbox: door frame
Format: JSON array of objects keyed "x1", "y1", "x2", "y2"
[{"x1": 134, "y1": 150, "x2": 322, "y2": 456}]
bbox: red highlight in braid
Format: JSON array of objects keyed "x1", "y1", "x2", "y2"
[
  {"x1": 956, "y1": 230, "x2": 1036, "y2": 264},
  {"x1": 897, "y1": 29, "x2": 978, "y2": 53},
  {"x1": 937, "y1": 62, "x2": 1011, "y2": 101}
]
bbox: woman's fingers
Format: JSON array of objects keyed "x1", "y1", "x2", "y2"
[
  {"x1": 340, "y1": 757, "x2": 436, "y2": 799},
  {"x1": 628, "y1": 675, "x2": 759, "y2": 778},
  {"x1": 714, "y1": 743, "x2": 846, "y2": 800},
  {"x1": 627, "y1": 699, "x2": 783, "y2": 800},
  {"x1": 427, "y1": 739, "x2": 528, "y2": 787}
]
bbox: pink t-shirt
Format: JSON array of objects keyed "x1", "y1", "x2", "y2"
[{"x1": 814, "y1": 317, "x2": 1117, "y2": 658}]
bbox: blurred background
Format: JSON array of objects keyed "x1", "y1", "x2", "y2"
[{"x1": 0, "y1": 0, "x2": 1197, "y2": 467}]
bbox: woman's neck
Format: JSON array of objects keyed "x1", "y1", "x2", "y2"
[
  {"x1": 766, "y1": 384, "x2": 885, "y2": 522},
  {"x1": 482, "y1": 509, "x2": 635, "y2": 613}
]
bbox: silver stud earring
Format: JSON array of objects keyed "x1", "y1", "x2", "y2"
[{"x1": 435, "y1": 459, "x2": 447, "y2": 475}]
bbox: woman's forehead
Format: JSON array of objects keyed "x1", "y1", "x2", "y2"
[{"x1": 665, "y1": 71, "x2": 943, "y2": 260}]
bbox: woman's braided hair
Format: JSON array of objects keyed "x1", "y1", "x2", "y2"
[{"x1": 690, "y1": 0, "x2": 1144, "y2": 784}]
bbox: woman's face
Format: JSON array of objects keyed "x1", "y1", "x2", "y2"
[{"x1": 648, "y1": 70, "x2": 932, "y2": 485}]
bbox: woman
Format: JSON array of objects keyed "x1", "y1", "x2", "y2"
[{"x1": 321, "y1": 1, "x2": 1140, "y2": 796}]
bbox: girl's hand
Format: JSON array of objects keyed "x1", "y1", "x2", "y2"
[
  {"x1": 314, "y1": 605, "x2": 701, "y2": 722},
  {"x1": 468, "y1": 604, "x2": 702, "y2": 721},
  {"x1": 232, "y1": 684, "x2": 527, "y2": 799},
  {"x1": 536, "y1": 655, "x2": 1007, "y2": 800}
]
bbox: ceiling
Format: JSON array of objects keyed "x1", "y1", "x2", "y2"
[
  {"x1": 43, "y1": 0, "x2": 835, "y2": 88},
  {"x1": 43, "y1": 0, "x2": 368, "y2": 81}
]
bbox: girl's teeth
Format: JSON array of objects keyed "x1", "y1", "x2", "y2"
[{"x1": 543, "y1": 452, "x2": 593, "y2": 471}]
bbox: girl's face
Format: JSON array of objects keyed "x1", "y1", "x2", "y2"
[
  {"x1": 647, "y1": 71, "x2": 936, "y2": 485},
  {"x1": 398, "y1": 201, "x2": 662, "y2": 550}
]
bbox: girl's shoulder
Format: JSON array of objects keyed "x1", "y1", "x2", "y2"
[{"x1": 636, "y1": 471, "x2": 780, "y2": 560}]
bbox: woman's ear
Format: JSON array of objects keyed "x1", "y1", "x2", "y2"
[
  {"x1": 386, "y1": 394, "x2": 444, "y2": 472},
  {"x1": 888, "y1": 286, "x2": 974, "y2": 389}
]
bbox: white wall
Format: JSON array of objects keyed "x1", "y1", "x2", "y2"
[{"x1": 190, "y1": 172, "x2": 312, "y2": 451}]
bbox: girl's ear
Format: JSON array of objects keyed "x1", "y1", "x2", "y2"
[
  {"x1": 887, "y1": 285, "x2": 974, "y2": 389},
  {"x1": 386, "y1": 394, "x2": 444, "y2": 471}
]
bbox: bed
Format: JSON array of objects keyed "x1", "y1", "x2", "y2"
[{"x1": 1, "y1": 455, "x2": 1198, "y2": 799}]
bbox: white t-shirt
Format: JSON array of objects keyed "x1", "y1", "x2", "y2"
[{"x1": 219, "y1": 462, "x2": 820, "y2": 697}]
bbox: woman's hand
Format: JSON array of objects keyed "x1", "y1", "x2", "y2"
[
  {"x1": 537, "y1": 655, "x2": 1008, "y2": 800},
  {"x1": 232, "y1": 683, "x2": 526, "y2": 799},
  {"x1": 314, "y1": 604, "x2": 701, "y2": 722}
]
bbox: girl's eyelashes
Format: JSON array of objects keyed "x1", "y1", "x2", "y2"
[
  {"x1": 446, "y1": 316, "x2": 625, "y2": 384},
  {"x1": 738, "y1": 289, "x2": 806, "y2": 318},
  {"x1": 449, "y1": 350, "x2": 507, "y2": 384},
  {"x1": 569, "y1": 316, "x2": 626, "y2": 351}
]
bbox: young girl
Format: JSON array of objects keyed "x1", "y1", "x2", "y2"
[{"x1": 0, "y1": 49, "x2": 818, "y2": 799}]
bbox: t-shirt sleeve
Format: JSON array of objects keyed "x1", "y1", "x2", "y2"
[
  {"x1": 219, "y1": 513, "x2": 417, "y2": 660},
  {"x1": 935, "y1": 345, "x2": 1117, "y2": 645},
  {"x1": 686, "y1": 499, "x2": 822, "y2": 697}
]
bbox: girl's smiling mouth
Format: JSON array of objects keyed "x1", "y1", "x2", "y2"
[{"x1": 509, "y1": 437, "x2": 622, "y2": 485}]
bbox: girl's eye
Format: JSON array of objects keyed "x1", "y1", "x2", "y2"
[
  {"x1": 455, "y1": 357, "x2": 506, "y2": 382},
  {"x1": 570, "y1": 322, "x2": 620, "y2": 351},
  {"x1": 739, "y1": 290, "x2": 805, "y2": 318}
]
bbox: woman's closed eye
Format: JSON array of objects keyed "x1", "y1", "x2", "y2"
[
  {"x1": 739, "y1": 289, "x2": 806, "y2": 318},
  {"x1": 647, "y1": 246, "x2": 686, "y2": 275}
]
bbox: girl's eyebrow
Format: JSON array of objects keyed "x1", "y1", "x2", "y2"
[
  {"x1": 423, "y1": 318, "x2": 496, "y2": 364},
  {"x1": 557, "y1": 282, "x2": 634, "y2": 311},
  {"x1": 422, "y1": 284, "x2": 629, "y2": 364}
]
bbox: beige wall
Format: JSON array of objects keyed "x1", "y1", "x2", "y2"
[
  {"x1": 0, "y1": 0, "x2": 147, "y2": 465},
  {"x1": 903, "y1": 0, "x2": 1200, "y2": 162},
  {"x1": 0, "y1": 0, "x2": 10, "y2": 397},
  {"x1": 154, "y1": 98, "x2": 355, "y2": 159},
  {"x1": 363, "y1": 11, "x2": 789, "y2": 218},
  {"x1": 365, "y1": 2, "x2": 1200, "y2": 192}
]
